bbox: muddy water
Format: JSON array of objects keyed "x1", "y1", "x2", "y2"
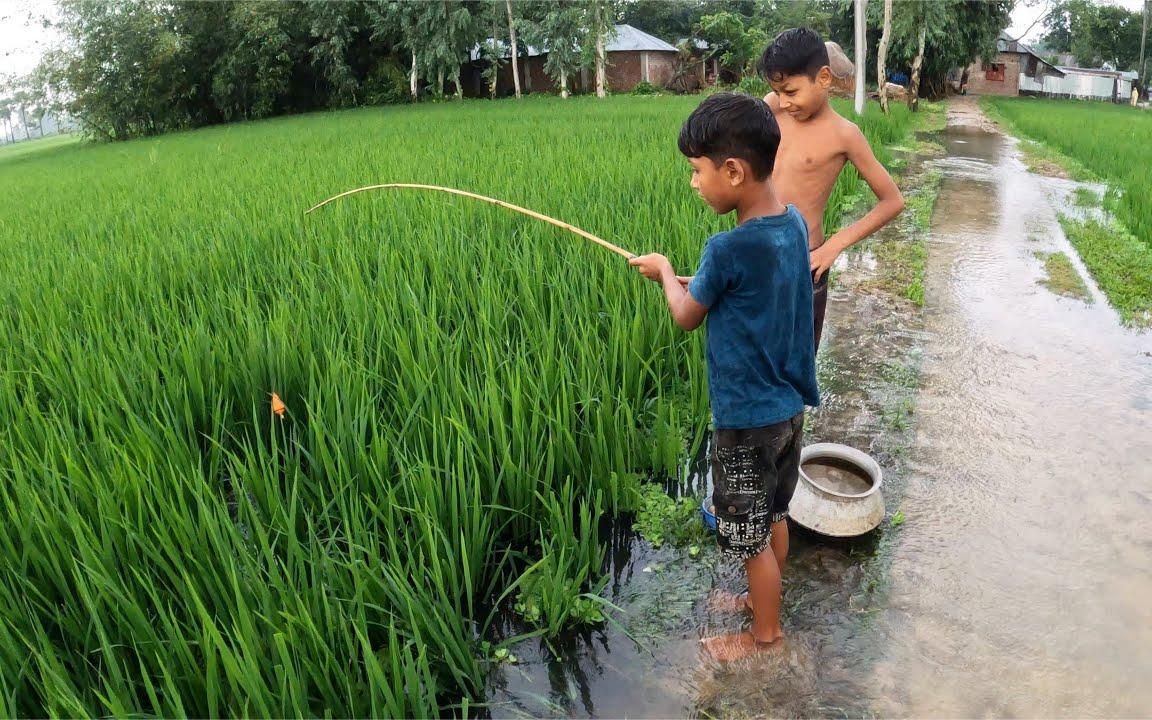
[
  {"x1": 868, "y1": 108, "x2": 1152, "y2": 717},
  {"x1": 802, "y1": 458, "x2": 874, "y2": 496},
  {"x1": 485, "y1": 105, "x2": 1152, "y2": 718}
]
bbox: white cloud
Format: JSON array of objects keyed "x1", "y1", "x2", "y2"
[{"x1": 0, "y1": 0, "x2": 61, "y2": 78}]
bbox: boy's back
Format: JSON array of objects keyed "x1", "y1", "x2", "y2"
[{"x1": 690, "y1": 205, "x2": 818, "y2": 429}]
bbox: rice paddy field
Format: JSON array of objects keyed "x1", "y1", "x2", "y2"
[{"x1": 0, "y1": 95, "x2": 913, "y2": 716}]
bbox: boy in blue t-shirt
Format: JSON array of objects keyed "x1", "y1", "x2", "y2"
[{"x1": 629, "y1": 92, "x2": 819, "y2": 662}]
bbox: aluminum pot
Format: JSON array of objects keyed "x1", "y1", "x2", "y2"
[{"x1": 788, "y1": 442, "x2": 885, "y2": 537}]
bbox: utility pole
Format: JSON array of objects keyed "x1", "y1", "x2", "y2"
[
  {"x1": 1140, "y1": 0, "x2": 1149, "y2": 98},
  {"x1": 854, "y1": 0, "x2": 867, "y2": 115}
]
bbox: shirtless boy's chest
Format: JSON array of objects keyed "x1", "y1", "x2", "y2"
[{"x1": 774, "y1": 130, "x2": 846, "y2": 193}]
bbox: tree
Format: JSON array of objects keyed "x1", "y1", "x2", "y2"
[
  {"x1": 524, "y1": 4, "x2": 589, "y2": 98},
  {"x1": 1042, "y1": 0, "x2": 1144, "y2": 70},
  {"x1": 877, "y1": 0, "x2": 893, "y2": 113},
  {"x1": 618, "y1": 0, "x2": 706, "y2": 42},
  {"x1": 889, "y1": 0, "x2": 951, "y2": 111},
  {"x1": 696, "y1": 11, "x2": 768, "y2": 78},
  {"x1": 587, "y1": 0, "x2": 617, "y2": 97},
  {"x1": 863, "y1": 0, "x2": 1012, "y2": 100},
  {"x1": 0, "y1": 81, "x2": 13, "y2": 144},
  {"x1": 506, "y1": 0, "x2": 523, "y2": 98}
]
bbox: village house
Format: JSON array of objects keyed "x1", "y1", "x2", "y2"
[
  {"x1": 958, "y1": 32, "x2": 1065, "y2": 97},
  {"x1": 463, "y1": 24, "x2": 687, "y2": 98}
]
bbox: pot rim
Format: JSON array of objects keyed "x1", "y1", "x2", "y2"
[{"x1": 799, "y1": 442, "x2": 882, "y2": 500}]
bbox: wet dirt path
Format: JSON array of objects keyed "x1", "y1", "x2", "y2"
[{"x1": 868, "y1": 99, "x2": 1152, "y2": 717}]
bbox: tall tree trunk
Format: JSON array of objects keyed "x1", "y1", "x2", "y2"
[
  {"x1": 437, "y1": 67, "x2": 445, "y2": 98},
  {"x1": 560, "y1": 68, "x2": 569, "y2": 98},
  {"x1": 853, "y1": 0, "x2": 866, "y2": 115},
  {"x1": 908, "y1": 23, "x2": 926, "y2": 112},
  {"x1": 410, "y1": 52, "x2": 418, "y2": 101},
  {"x1": 453, "y1": 70, "x2": 463, "y2": 100},
  {"x1": 19, "y1": 106, "x2": 30, "y2": 140},
  {"x1": 877, "y1": 0, "x2": 892, "y2": 114},
  {"x1": 595, "y1": 2, "x2": 607, "y2": 98},
  {"x1": 506, "y1": 0, "x2": 522, "y2": 99}
]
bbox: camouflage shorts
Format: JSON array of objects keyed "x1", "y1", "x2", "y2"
[{"x1": 710, "y1": 414, "x2": 804, "y2": 561}]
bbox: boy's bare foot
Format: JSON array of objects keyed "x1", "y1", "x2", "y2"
[
  {"x1": 707, "y1": 589, "x2": 753, "y2": 614},
  {"x1": 700, "y1": 630, "x2": 784, "y2": 662}
]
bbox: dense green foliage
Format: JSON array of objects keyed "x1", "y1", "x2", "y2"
[
  {"x1": 10, "y1": 0, "x2": 1004, "y2": 142},
  {"x1": 1040, "y1": 0, "x2": 1149, "y2": 73}
]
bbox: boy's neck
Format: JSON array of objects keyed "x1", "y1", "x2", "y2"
[{"x1": 736, "y1": 183, "x2": 787, "y2": 224}]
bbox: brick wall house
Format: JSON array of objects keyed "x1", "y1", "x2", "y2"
[
  {"x1": 463, "y1": 24, "x2": 683, "y2": 97},
  {"x1": 959, "y1": 32, "x2": 1064, "y2": 97}
]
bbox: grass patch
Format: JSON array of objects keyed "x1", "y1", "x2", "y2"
[
  {"x1": 856, "y1": 168, "x2": 942, "y2": 306},
  {"x1": 914, "y1": 101, "x2": 947, "y2": 133},
  {"x1": 1017, "y1": 138, "x2": 1096, "y2": 181},
  {"x1": 1034, "y1": 251, "x2": 1092, "y2": 302},
  {"x1": 1058, "y1": 216, "x2": 1152, "y2": 326},
  {"x1": 916, "y1": 138, "x2": 946, "y2": 156},
  {"x1": 634, "y1": 483, "x2": 708, "y2": 550},
  {"x1": 1073, "y1": 187, "x2": 1100, "y2": 208}
]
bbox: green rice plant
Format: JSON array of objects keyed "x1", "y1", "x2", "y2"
[
  {"x1": 1058, "y1": 215, "x2": 1152, "y2": 325},
  {"x1": 0, "y1": 95, "x2": 919, "y2": 715}
]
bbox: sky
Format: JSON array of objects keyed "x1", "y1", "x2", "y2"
[
  {"x1": 1004, "y1": 0, "x2": 1146, "y2": 43},
  {"x1": 0, "y1": 0, "x2": 1149, "y2": 79},
  {"x1": 0, "y1": 0, "x2": 60, "y2": 78}
]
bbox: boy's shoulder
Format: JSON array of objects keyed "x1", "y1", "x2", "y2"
[
  {"x1": 765, "y1": 92, "x2": 862, "y2": 143},
  {"x1": 723, "y1": 207, "x2": 808, "y2": 249}
]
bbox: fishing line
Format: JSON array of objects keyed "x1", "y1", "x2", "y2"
[{"x1": 305, "y1": 183, "x2": 637, "y2": 260}]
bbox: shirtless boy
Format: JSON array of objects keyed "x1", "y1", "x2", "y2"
[{"x1": 759, "y1": 28, "x2": 905, "y2": 350}]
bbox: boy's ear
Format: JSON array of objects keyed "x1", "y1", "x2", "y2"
[
  {"x1": 816, "y1": 65, "x2": 833, "y2": 89},
  {"x1": 722, "y1": 158, "x2": 746, "y2": 186}
]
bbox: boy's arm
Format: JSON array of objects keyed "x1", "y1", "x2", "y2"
[
  {"x1": 811, "y1": 123, "x2": 906, "y2": 280},
  {"x1": 630, "y1": 254, "x2": 709, "y2": 331}
]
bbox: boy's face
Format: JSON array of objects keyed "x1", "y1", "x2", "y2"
[
  {"x1": 688, "y1": 156, "x2": 741, "y2": 215},
  {"x1": 769, "y1": 67, "x2": 832, "y2": 121}
]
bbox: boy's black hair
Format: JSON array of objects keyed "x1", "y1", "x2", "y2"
[
  {"x1": 757, "y1": 27, "x2": 830, "y2": 82},
  {"x1": 677, "y1": 92, "x2": 780, "y2": 181}
]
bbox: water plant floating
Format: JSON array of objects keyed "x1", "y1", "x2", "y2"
[{"x1": 305, "y1": 183, "x2": 637, "y2": 260}]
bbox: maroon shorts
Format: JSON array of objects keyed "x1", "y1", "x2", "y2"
[{"x1": 813, "y1": 270, "x2": 829, "y2": 352}]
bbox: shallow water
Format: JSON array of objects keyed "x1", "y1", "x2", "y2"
[{"x1": 485, "y1": 103, "x2": 1152, "y2": 718}]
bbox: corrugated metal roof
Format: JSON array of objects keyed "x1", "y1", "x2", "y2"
[
  {"x1": 606, "y1": 24, "x2": 679, "y2": 53},
  {"x1": 470, "y1": 24, "x2": 678, "y2": 62},
  {"x1": 996, "y1": 31, "x2": 1064, "y2": 76}
]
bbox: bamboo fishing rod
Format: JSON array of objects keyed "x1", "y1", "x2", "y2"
[{"x1": 305, "y1": 183, "x2": 637, "y2": 260}]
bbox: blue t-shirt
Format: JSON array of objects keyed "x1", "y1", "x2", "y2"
[{"x1": 687, "y1": 205, "x2": 820, "y2": 429}]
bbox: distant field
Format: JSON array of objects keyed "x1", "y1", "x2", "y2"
[
  {"x1": 0, "y1": 96, "x2": 915, "y2": 715},
  {"x1": 0, "y1": 134, "x2": 80, "y2": 164},
  {"x1": 985, "y1": 98, "x2": 1152, "y2": 326}
]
